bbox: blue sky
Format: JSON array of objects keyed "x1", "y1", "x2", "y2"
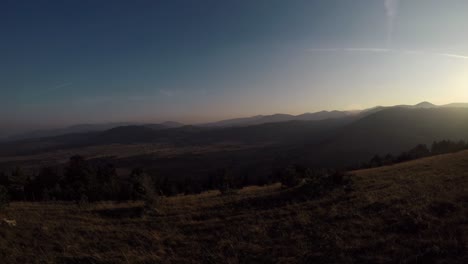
[{"x1": 1, "y1": 0, "x2": 468, "y2": 135}]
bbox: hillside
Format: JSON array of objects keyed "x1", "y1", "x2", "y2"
[
  {"x1": 0, "y1": 118, "x2": 354, "y2": 157},
  {"x1": 1, "y1": 151, "x2": 468, "y2": 263},
  {"x1": 5, "y1": 123, "x2": 141, "y2": 141},
  {"x1": 4, "y1": 122, "x2": 184, "y2": 142},
  {"x1": 296, "y1": 107, "x2": 468, "y2": 167},
  {"x1": 203, "y1": 110, "x2": 354, "y2": 127}
]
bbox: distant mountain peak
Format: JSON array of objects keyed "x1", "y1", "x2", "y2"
[
  {"x1": 160, "y1": 121, "x2": 184, "y2": 128},
  {"x1": 414, "y1": 101, "x2": 436, "y2": 108}
]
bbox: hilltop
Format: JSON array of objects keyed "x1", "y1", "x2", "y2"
[{"x1": 1, "y1": 150, "x2": 468, "y2": 263}]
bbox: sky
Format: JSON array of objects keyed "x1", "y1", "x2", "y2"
[{"x1": 1, "y1": 0, "x2": 468, "y2": 136}]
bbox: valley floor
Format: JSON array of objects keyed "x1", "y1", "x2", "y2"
[{"x1": 2, "y1": 151, "x2": 468, "y2": 263}]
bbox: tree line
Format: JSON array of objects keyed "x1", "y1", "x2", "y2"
[
  {"x1": 0, "y1": 155, "x2": 273, "y2": 203},
  {"x1": 1, "y1": 139, "x2": 464, "y2": 205},
  {"x1": 0, "y1": 156, "x2": 353, "y2": 205},
  {"x1": 361, "y1": 140, "x2": 468, "y2": 169}
]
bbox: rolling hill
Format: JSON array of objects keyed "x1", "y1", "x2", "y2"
[
  {"x1": 201, "y1": 101, "x2": 450, "y2": 128},
  {"x1": 202, "y1": 110, "x2": 355, "y2": 127},
  {"x1": 307, "y1": 107, "x2": 468, "y2": 166},
  {"x1": 2, "y1": 103, "x2": 468, "y2": 171},
  {"x1": 5, "y1": 123, "x2": 141, "y2": 141},
  {"x1": 5, "y1": 121, "x2": 184, "y2": 142},
  {"x1": 0, "y1": 117, "x2": 356, "y2": 157}
]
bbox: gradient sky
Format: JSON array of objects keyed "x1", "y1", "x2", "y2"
[{"x1": 1, "y1": 0, "x2": 468, "y2": 136}]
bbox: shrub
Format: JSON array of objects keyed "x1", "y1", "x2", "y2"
[
  {"x1": 62, "y1": 155, "x2": 94, "y2": 201},
  {"x1": 328, "y1": 171, "x2": 353, "y2": 187},
  {"x1": 301, "y1": 170, "x2": 353, "y2": 197},
  {"x1": 0, "y1": 185, "x2": 9, "y2": 210},
  {"x1": 130, "y1": 169, "x2": 160, "y2": 214},
  {"x1": 211, "y1": 168, "x2": 239, "y2": 195},
  {"x1": 279, "y1": 166, "x2": 301, "y2": 188}
]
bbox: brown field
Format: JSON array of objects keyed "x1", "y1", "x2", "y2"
[
  {"x1": 0, "y1": 142, "x2": 269, "y2": 169},
  {"x1": 1, "y1": 151, "x2": 468, "y2": 263}
]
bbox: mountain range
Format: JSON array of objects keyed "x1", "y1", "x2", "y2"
[
  {"x1": 4, "y1": 101, "x2": 455, "y2": 142},
  {"x1": 201, "y1": 110, "x2": 357, "y2": 127},
  {"x1": 5, "y1": 121, "x2": 184, "y2": 142},
  {"x1": 2, "y1": 102, "x2": 468, "y2": 170}
]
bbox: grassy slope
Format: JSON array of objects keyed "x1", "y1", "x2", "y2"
[{"x1": 1, "y1": 151, "x2": 468, "y2": 263}]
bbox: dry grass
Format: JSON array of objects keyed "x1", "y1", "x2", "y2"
[{"x1": 2, "y1": 151, "x2": 468, "y2": 263}]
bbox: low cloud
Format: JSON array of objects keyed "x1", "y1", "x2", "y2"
[
  {"x1": 52, "y1": 82, "x2": 73, "y2": 90},
  {"x1": 308, "y1": 48, "x2": 390, "y2": 53},
  {"x1": 308, "y1": 48, "x2": 468, "y2": 60}
]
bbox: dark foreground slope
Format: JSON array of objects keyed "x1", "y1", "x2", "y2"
[{"x1": 1, "y1": 151, "x2": 468, "y2": 263}]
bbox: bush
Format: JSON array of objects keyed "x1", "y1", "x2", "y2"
[
  {"x1": 328, "y1": 171, "x2": 353, "y2": 187},
  {"x1": 130, "y1": 169, "x2": 160, "y2": 215},
  {"x1": 301, "y1": 170, "x2": 353, "y2": 196},
  {"x1": 0, "y1": 185, "x2": 9, "y2": 210},
  {"x1": 210, "y1": 169, "x2": 239, "y2": 195},
  {"x1": 279, "y1": 166, "x2": 302, "y2": 188}
]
